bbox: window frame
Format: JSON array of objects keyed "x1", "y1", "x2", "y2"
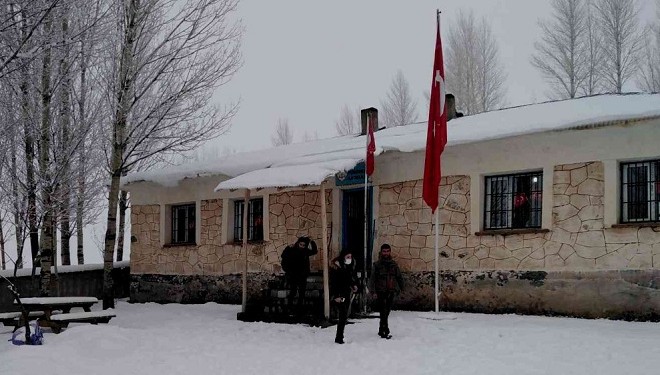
[
  {"x1": 483, "y1": 171, "x2": 543, "y2": 230},
  {"x1": 620, "y1": 159, "x2": 660, "y2": 224},
  {"x1": 170, "y1": 203, "x2": 196, "y2": 245},
  {"x1": 233, "y1": 198, "x2": 264, "y2": 243}
]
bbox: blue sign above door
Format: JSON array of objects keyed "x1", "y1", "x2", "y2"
[{"x1": 335, "y1": 162, "x2": 367, "y2": 186}]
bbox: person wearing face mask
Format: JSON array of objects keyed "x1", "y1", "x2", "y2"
[
  {"x1": 369, "y1": 244, "x2": 404, "y2": 339},
  {"x1": 330, "y1": 249, "x2": 358, "y2": 344}
]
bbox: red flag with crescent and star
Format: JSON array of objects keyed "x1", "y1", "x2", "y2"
[
  {"x1": 366, "y1": 113, "x2": 376, "y2": 176},
  {"x1": 422, "y1": 17, "x2": 447, "y2": 213}
]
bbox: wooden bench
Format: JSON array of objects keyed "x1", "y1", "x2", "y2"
[
  {"x1": 0, "y1": 311, "x2": 49, "y2": 328},
  {"x1": 48, "y1": 311, "x2": 116, "y2": 333},
  {"x1": 0, "y1": 312, "x2": 22, "y2": 327}
]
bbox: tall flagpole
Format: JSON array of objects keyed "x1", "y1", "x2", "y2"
[
  {"x1": 363, "y1": 112, "x2": 369, "y2": 315},
  {"x1": 435, "y1": 211, "x2": 439, "y2": 313},
  {"x1": 434, "y1": 9, "x2": 441, "y2": 314}
]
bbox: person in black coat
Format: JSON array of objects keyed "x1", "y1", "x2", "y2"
[
  {"x1": 280, "y1": 236, "x2": 318, "y2": 316},
  {"x1": 369, "y1": 243, "x2": 404, "y2": 339},
  {"x1": 330, "y1": 249, "x2": 358, "y2": 344}
]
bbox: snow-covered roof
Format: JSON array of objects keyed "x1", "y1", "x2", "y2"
[{"x1": 122, "y1": 94, "x2": 660, "y2": 190}]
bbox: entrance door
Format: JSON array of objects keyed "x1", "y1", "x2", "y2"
[{"x1": 342, "y1": 188, "x2": 373, "y2": 276}]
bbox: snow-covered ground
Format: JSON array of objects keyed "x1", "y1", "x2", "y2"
[{"x1": 1, "y1": 301, "x2": 659, "y2": 375}]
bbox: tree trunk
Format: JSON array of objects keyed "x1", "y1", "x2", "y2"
[
  {"x1": 39, "y1": 11, "x2": 54, "y2": 297},
  {"x1": 0, "y1": 211, "x2": 6, "y2": 271},
  {"x1": 76, "y1": 146, "x2": 85, "y2": 265},
  {"x1": 61, "y1": 200, "x2": 71, "y2": 266},
  {"x1": 20, "y1": 9, "x2": 39, "y2": 275},
  {"x1": 24, "y1": 68, "x2": 38, "y2": 273},
  {"x1": 76, "y1": 37, "x2": 87, "y2": 266},
  {"x1": 10, "y1": 94, "x2": 23, "y2": 270},
  {"x1": 116, "y1": 190, "x2": 128, "y2": 262},
  {"x1": 59, "y1": 9, "x2": 72, "y2": 266},
  {"x1": 103, "y1": 173, "x2": 121, "y2": 309},
  {"x1": 102, "y1": 0, "x2": 139, "y2": 310}
]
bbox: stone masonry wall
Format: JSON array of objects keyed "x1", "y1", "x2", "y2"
[
  {"x1": 130, "y1": 190, "x2": 331, "y2": 276},
  {"x1": 377, "y1": 162, "x2": 660, "y2": 272}
]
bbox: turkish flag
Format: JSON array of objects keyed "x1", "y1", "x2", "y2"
[
  {"x1": 422, "y1": 19, "x2": 447, "y2": 213},
  {"x1": 366, "y1": 114, "x2": 376, "y2": 176}
]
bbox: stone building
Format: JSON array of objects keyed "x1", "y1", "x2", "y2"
[{"x1": 124, "y1": 94, "x2": 660, "y2": 320}]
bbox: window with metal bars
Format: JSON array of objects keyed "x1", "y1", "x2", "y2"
[
  {"x1": 621, "y1": 160, "x2": 660, "y2": 223},
  {"x1": 484, "y1": 171, "x2": 543, "y2": 230},
  {"x1": 171, "y1": 204, "x2": 196, "y2": 244},
  {"x1": 234, "y1": 198, "x2": 264, "y2": 242}
]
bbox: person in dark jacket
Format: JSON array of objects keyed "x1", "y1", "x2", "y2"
[
  {"x1": 369, "y1": 243, "x2": 404, "y2": 339},
  {"x1": 330, "y1": 249, "x2": 358, "y2": 344},
  {"x1": 280, "y1": 236, "x2": 318, "y2": 316}
]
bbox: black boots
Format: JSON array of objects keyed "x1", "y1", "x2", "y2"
[
  {"x1": 335, "y1": 323, "x2": 345, "y2": 344},
  {"x1": 378, "y1": 326, "x2": 392, "y2": 339}
]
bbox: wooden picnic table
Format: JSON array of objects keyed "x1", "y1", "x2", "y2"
[
  {"x1": 18, "y1": 297, "x2": 99, "y2": 316},
  {"x1": 12, "y1": 296, "x2": 115, "y2": 333}
]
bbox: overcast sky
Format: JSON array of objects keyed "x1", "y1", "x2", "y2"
[{"x1": 200, "y1": 0, "x2": 656, "y2": 156}]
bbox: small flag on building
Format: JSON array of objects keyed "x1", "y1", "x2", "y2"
[{"x1": 422, "y1": 15, "x2": 448, "y2": 212}]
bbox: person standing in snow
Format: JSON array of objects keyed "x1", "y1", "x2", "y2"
[
  {"x1": 281, "y1": 236, "x2": 318, "y2": 316},
  {"x1": 330, "y1": 249, "x2": 358, "y2": 344},
  {"x1": 369, "y1": 243, "x2": 404, "y2": 339}
]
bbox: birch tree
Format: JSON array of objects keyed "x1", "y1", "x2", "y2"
[
  {"x1": 582, "y1": 0, "x2": 604, "y2": 95},
  {"x1": 638, "y1": 0, "x2": 660, "y2": 92},
  {"x1": 37, "y1": 6, "x2": 56, "y2": 295},
  {"x1": 595, "y1": 0, "x2": 643, "y2": 93},
  {"x1": 271, "y1": 118, "x2": 293, "y2": 146},
  {"x1": 532, "y1": 0, "x2": 588, "y2": 99},
  {"x1": 55, "y1": 0, "x2": 74, "y2": 266},
  {"x1": 100, "y1": 0, "x2": 242, "y2": 309},
  {"x1": 380, "y1": 70, "x2": 417, "y2": 127},
  {"x1": 335, "y1": 104, "x2": 359, "y2": 136},
  {"x1": 71, "y1": 0, "x2": 108, "y2": 265},
  {"x1": 0, "y1": 1, "x2": 105, "y2": 281},
  {"x1": 445, "y1": 10, "x2": 507, "y2": 115},
  {"x1": 0, "y1": 78, "x2": 28, "y2": 272},
  {"x1": 0, "y1": 1, "x2": 62, "y2": 79}
]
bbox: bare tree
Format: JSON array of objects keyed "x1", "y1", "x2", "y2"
[
  {"x1": 0, "y1": 1, "x2": 62, "y2": 79},
  {"x1": 0, "y1": 0, "x2": 106, "y2": 280},
  {"x1": 271, "y1": 118, "x2": 293, "y2": 146},
  {"x1": 595, "y1": 0, "x2": 643, "y2": 93},
  {"x1": 301, "y1": 130, "x2": 318, "y2": 142},
  {"x1": 380, "y1": 70, "x2": 418, "y2": 127},
  {"x1": 582, "y1": 0, "x2": 604, "y2": 95},
  {"x1": 37, "y1": 7, "x2": 56, "y2": 295},
  {"x1": 638, "y1": 0, "x2": 660, "y2": 92},
  {"x1": 475, "y1": 16, "x2": 507, "y2": 111},
  {"x1": 100, "y1": 0, "x2": 242, "y2": 309},
  {"x1": 532, "y1": 0, "x2": 588, "y2": 99},
  {"x1": 71, "y1": 0, "x2": 108, "y2": 265},
  {"x1": 446, "y1": 10, "x2": 506, "y2": 114},
  {"x1": 335, "y1": 104, "x2": 359, "y2": 136}
]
